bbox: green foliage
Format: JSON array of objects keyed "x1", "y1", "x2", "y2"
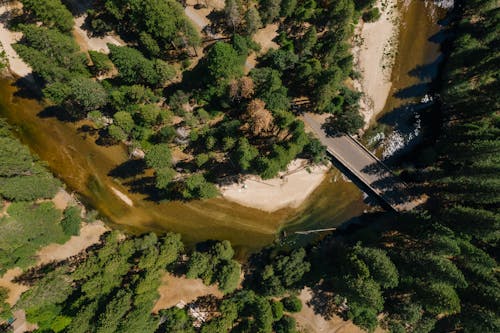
[
  {"x1": 274, "y1": 315, "x2": 298, "y2": 333},
  {"x1": 259, "y1": 248, "x2": 310, "y2": 295},
  {"x1": 363, "y1": 8, "x2": 381, "y2": 22},
  {"x1": 281, "y1": 295, "x2": 302, "y2": 312},
  {"x1": 20, "y1": 0, "x2": 74, "y2": 33},
  {"x1": 0, "y1": 136, "x2": 33, "y2": 177},
  {"x1": 186, "y1": 240, "x2": 240, "y2": 293},
  {"x1": 0, "y1": 287, "x2": 12, "y2": 321},
  {"x1": 145, "y1": 144, "x2": 172, "y2": 170},
  {"x1": 108, "y1": 45, "x2": 174, "y2": 86},
  {"x1": 0, "y1": 171, "x2": 60, "y2": 202},
  {"x1": 206, "y1": 42, "x2": 244, "y2": 83},
  {"x1": 15, "y1": 24, "x2": 88, "y2": 82},
  {"x1": 89, "y1": 50, "x2": 113, "y2": 75},
  {"x1": 100, "y1": 0, "x2": 200, "y2": 50},
  {"x1": 181, "y1": 174, "x2": 219, "y2": 200},
  {"x1": 244, "y1": 7, "x2": 263, "y2": 36},
  {"x1": 61, "y1": 206, "x2": 81, "y2": 236},
  {"x1": 324, "y1": 107, "x2": 364, "y2": 135},
  {"x1": 158, "y1": 307, "x2": 195, "y2": 333},
  {"x1": 0, "y1": 202, "x2": 66, "y2": 274},
  {"x1": 271, "y1": 300, "x2": 284, "y2": 321}
]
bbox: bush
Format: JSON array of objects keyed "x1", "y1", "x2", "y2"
[
  {"x1": 20, "y1": 0, "x2": 74, "y2": 33},
  {"x1": 271, "y1": 301, "x2": 284, "y2": 321},
  {"x1": 273, "y1": 315, "x2": 298, "y2": 333},
  {"x1": 282, "y1": 296, "x2": 302, "y2": 313},
  {"x1": 0, "y1": 174, "x2": 60, "y2": 201},
  {"x1": 363, "y1": 8, "x2": 381, "y2": 22},
  {"x1": 61, "y1": 206, "x2": 81, "y2": 236}
]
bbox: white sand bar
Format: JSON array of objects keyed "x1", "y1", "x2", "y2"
[{"x1": 221, "y1": 159, "x2": 329, "y2": 212}]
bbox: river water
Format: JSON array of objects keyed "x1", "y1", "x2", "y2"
[
  {"x1": 377, "y1": 0, "x2": 448, "y2": 159},
  {"x1": 0, "y1": 0, "x2": 447, "y2": 253}
]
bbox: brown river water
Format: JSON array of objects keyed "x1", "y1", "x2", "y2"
[{"x1": 0, "y1": 0, "x2": 447, "y2": 253}]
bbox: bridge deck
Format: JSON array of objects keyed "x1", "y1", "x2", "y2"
[{"x1": 303, "y1": 113, "x2": 419, "y2": 212}]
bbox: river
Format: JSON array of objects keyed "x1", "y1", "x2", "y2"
[
  {"x1": 0, "y1": 0, "x2": 448, "y2": 254},
  {"x1": 376, "y1": 0, "x2": 449, "y2": 159}
]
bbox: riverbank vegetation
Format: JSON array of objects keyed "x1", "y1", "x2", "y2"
[
  {"x1": 1, "y1": 0, "x2": 498, "y2": 333},
  {"x1": 5, "y1": 0, "x2": 384, "y2": 201}
]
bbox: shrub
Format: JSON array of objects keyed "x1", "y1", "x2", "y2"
[
  {"x1": 282, "y1": 296, "x2": 302, "y2": 313},
  {"x1": 0, "y1": 174, "x2": 60, "y2": 201},
  {"x1": 363, "y1": 8, "x2": 381, "y2": 22},
  {"x1": 61, "y1": 206, "x2": 81, "y2": 236}
]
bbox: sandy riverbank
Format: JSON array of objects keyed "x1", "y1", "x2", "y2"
[
  {"x1": 353, "y1": 0, "x2": 399, "y2": 128},
  {"x1": 220, "y1": 159, "x2": 329, "y2": 213},
  {"x1": 0, "y1": 2, "x2": 32, "y2": 78}
]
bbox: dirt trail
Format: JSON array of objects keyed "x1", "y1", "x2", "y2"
[
  {"x1": 293, "y1": 288, "x2": 385, "y2": 333},
  {"x1": 152, "y1": 273, "x2": 223, "y2": 313}
]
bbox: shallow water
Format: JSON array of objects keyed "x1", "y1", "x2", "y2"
[
  {"x1": 0, "y1": 0, "x2": 446, "y2": 252},
  {"x1": 377, "y1": 0, "x2": 448, "y2": 159},
  {"x1": 0, "y1": 79, "x2": 368, "y2": 253}
]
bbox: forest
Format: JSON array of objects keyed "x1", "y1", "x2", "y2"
[{"x1": 0, "y1": 0, "x2": 498, "y2": 332}]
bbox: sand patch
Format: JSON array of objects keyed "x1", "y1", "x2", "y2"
[
  {"x1": 73, "y1": 15, "x2": 124, "y2": 54},
  {"x1": 152, "y1": 273, "x2": 223, "y2": 313},
  {"x1": 352, "y1": 0, "x2": 399, "y2": 127},
  {"x1": 0, "y1": 268, "x2": 28, "y2": 306},
  {"x1": 221, "y1": 159, "x2": 329, "y2": 213},
  {"x1": 35, "y1": 221, "x2": 108, "y2": 265},
  {"x1": 293, "y1": 288, "x2": 385, "y2": 333},
  {"x1": 253, "y1": 23, "x2": 279, "y2": 53},
  {"x1": 110, "y1": 186, "x2": 134, "y2": 206},
  {"x1": 51, "y1": 189, "x2": 75, "y2": 211},
  {"x1": 0, "y1": 2, "x2": 32, "y2": 78}
]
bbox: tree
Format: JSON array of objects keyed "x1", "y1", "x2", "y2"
[
  {"x1": 206, "y1": 42, "x2": 243, "y2": 83},
  {"x1": 363, "y1": 8, "x2": 381, "y2": 22},
  {"x1": 280, "y1": 0, "x2": 297, "y2": 18},
  {"x1": 108, "y1": 45, "x2": 167, "y2": 86},
  {"x1": 155, "y1": 167, "x2": 176, "y2": 190},
  {"x1": 245, "y1": 7, "x2": 263, "y2": 36},
  {"x1": 182, "y1": 174, "x2": 219, "y2": 199},
  {"x1": 281, "y1": 296, "x2": 302, "y2": 312},
  {"x1": 67, "y1": 77, "x2": 108, "y2": 114},
  {"x1": 0, "y1": 287, "x2": 12, "y2": 320},
  {"x1": 217, "y1": 260, "x2": 241, "y2": 293},
  {"x1": 89, "y1": 51, "x2": 113, "y2": 76},
  {"x1": 158, "y1": 307, "x2": 195, "y2": 333},
  {"x1": 233, "y1": 137, "x2": 259, "y2": 171},
  {"x1": 61, "y1": 206, "x2": 81, "y2": 236},
  {"x1": 324, "y1": 108, "x2": 364, "y2": 135},
  {"x1": 20, "y1": 0, "x2": 74, "y2": 33},
  {"x1": 113, "y1": 111, "x2": 135, "y2": 133},
  {"x1": 225, "y1": 0, "x2": 243, "y2": 30},
  {"x1": 145, "y1": 144, "x2": 172, "y2": 170},
  {"x1": 246, "y1": 99, "x2": 274, "y2": 136},
  {"x1": 274, "y1": 316, "x2": 298, "y2": 333},
  {"x1": 299, "y1": 26, "x2": 317, "y2": 55},
  {"x1": 259, "y1": 0, "x2": 282, "y2": 24}
]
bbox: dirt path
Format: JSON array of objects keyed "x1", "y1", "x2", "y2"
[
  {"x1": 293, "y1": 288, "x2": 384, "y2": 333},
  {"x1": 152, "y1": 273, "x2": 223, "y2": 313},
  {"x1": 72, "y1": 15, "x2": 124, "y2": 54}
]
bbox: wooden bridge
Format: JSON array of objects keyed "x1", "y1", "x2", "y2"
[{"x1": 303, "y1": 113, "x2": 420, "y2": 212}]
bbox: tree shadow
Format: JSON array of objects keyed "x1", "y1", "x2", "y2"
[
  {"x1": 408, "y1": 54, "x2": 444, "y2": 81},
  {"x1": 108, "y1": 159, "x2": 147, "y2": 179},
  {"x1": 61, "y1": 0, "x2": 94, "y2": 17}
]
